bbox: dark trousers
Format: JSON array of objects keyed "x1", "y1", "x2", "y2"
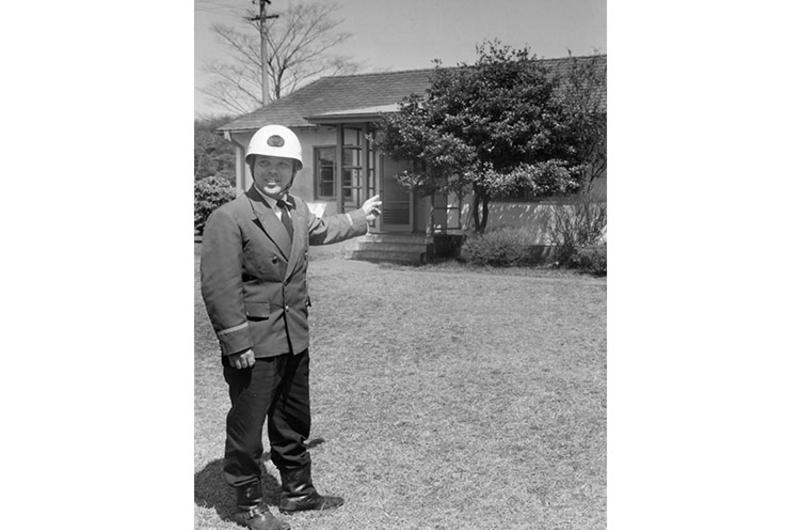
[{"x1": 222, "y1": 350, "x2": 312, "y2": 489}]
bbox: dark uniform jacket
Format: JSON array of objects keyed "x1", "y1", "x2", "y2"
[{"x1": 201, "y1": 185, "x2": 368, "y2": 358}]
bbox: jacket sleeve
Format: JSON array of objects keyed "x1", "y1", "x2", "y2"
[
  {"x1": 200, "y1": 208, "x2": 253, "y2": 356},
  {"x1": 307, "y1": 208, "x2": 368, "y2": 246}
]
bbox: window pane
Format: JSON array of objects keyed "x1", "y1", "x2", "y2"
[
  {"x1": 342, "y1": 168, "x2": 352, "y2": 199},
  {"x1": 343, "y1": 127, "x2": 361, "y2": 146},
  {"x1": 342, "y1": 147, "x2": 361, "y2": 167},
  {"x1": 320, "y1": 166, "x2": 334, "y2": 197},
  {"x1": 316, "y1": 147, "x2": 336, "y2": 199}
]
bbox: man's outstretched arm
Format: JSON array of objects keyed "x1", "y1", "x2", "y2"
[{"x1": 308, "y1": 195, "x2": 382, "y2": 246}]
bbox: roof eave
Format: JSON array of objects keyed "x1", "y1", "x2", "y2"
[
  {"x1": 305, "y1": 112, "x2": 394, "y2": 125},
  {"x1": 218, "y1": 122, "x2": 318, "y2": 133}
]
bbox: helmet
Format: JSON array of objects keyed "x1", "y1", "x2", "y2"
[{"x1": 245, "y1": 124, "x2": 303, "y2": 169}]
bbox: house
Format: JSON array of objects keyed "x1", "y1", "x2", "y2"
[{"x1": 218, "y1": 55, "x2": 606, "y2": 263}]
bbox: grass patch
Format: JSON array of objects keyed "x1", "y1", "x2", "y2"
[
  {"x1": 195, "y1": 256, "x2": 606, "y2": 529},
  {"x1": 405, "y1": 258, "x2": 602, "y2": 280}
]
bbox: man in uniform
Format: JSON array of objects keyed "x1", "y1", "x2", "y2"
[{"x1": 201, "y1": 124, "x2": 381, "y2": 530}]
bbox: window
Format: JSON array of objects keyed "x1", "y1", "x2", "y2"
[
  {"x1": 341, "y1": 127, "x2": 363, "y2": 205},
  {"x1": 314, "y1": 146, "x2": 336, "y2": 199}
]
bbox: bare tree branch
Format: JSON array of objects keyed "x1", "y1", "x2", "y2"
[
  {"x1": 199, "y1": 1, "x2": 358, "y2": 114},
  {"x1": 210, "y1": 23, "x2": 261, "y2": 69}
]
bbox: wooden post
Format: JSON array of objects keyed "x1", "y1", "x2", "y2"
[
  {"x1": 253, "y1": 0, "x2": 278, "y2": 106},
  {"x1": 376, "y1": 153, "x2": 383, "y2": 233},
  {"x1": 335, "y1": 124, "x2": 343, "y2": 213},
  {"x1": 260, "y1": 0, "x2": 269, "y2": 105},
  {"x1": 359, "y1": 123, "x2": 368, "y2": 208}
]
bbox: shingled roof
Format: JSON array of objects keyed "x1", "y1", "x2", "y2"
[{"x1": 219, "y1": 54, "x2": 606, "y2": 132}]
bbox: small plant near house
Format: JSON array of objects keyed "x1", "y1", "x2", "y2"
[
  {"x1": 547, "y1": 200, "x2": 607, "y2": 275},
  {"x1": 194, "y1": 176, "x2": 237, "y2": 235},
  {"x1": 460, "y1": 227, "x2": 539, "y2": 266},
  {"x1": 570, "y1": 243, "x2": 607, "y2": 276}
]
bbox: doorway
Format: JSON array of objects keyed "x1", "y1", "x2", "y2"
[{"x1": 380, "y1": 156, "x2": 414, "y2": 232}]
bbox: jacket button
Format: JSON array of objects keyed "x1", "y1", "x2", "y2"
[{"x1": 271, "y1": 256, "x2": 278, "y2": 263}]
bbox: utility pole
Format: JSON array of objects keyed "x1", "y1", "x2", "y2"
[{"x1": 250, "y1": 0, "x2": 279, "y2": 106}]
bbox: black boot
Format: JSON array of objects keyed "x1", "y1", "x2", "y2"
[
  {"x1": 232, "y1": 482, "x2": 290, "y2": 530},
  {"x1": 278, "y1": 467, "x2": 344, "y2": 513}
]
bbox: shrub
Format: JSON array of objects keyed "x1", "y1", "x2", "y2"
[
  {"x1": 546, "y1": 199, "x2": 607, "y2": 269},
  {"x1": 460, "y1": 227, "x2": 537, "y2": 266},
  {"x1": 195, "y1": 176, "x2": 237, "y2": 234},
  {"x1": 569, "y1": 243, "x2": 607, "y2": 276}
]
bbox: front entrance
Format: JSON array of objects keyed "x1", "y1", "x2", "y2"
[
  {"x1": 320, "y1": 122, "x2": 415, "y2": 233},
  {"x1": 379, "y1": 156, "x2": 414, "y2": 232}
]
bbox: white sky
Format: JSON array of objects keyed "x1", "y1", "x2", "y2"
[{"x1": 195, "y1": 0, "x2": 607, "y2": 116}]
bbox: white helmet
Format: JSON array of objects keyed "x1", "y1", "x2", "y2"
[{"x1": 245, "y1": 124, "x2": 303, "y2": 169}]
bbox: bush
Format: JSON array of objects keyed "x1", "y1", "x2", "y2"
[
  {"x1": 195, "y1": 176, "x2": 237, "y2": 234},
  {"x1": 460, "y1": 227, "x2": 538, "y2": 266},
  {"x1": 546, "y1": 199, "x2": 607, "y2": 272},
  {"x1": 568, "y1": 244, "x2": 607, "y2": 276}
]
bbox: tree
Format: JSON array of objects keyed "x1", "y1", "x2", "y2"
[
  {"x1": 377, "y1": 41, "x2": 604, "y2": 233},
  {"x1": 554, "y1": 52, "x2": 607, "y2": 194},
  {"x1": 195, "y1": 116, "x2": 236, "y2": 184},
  {"x1": 195, "y1": 176, "x2": 237, "y2": 234},
  {"x1": 199, "y1": 2, "x2": 359, "y2": 114}
]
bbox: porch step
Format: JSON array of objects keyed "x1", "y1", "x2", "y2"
[
  {"x1": 353, "y1": 242, "x2": 427, "y2": 253},
  {"x1": 350, "y1": 248, "x2": 428, "y2": 265},
  {"x1": 350, "y1": 233, "x2": 430, "y2": 265},
  {"x1": 360, "y1": 233, "x2": 429, "y2": 245}
]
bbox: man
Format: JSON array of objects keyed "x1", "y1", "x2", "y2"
[{"x1": 201, "y1": 124, "x2": 381, "y2": 530}]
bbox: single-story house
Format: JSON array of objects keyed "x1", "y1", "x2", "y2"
[{"x1": 219, "y1": 55, "x2": 606, "y2": 263}]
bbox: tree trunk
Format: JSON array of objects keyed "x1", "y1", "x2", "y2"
[
  {"x1": 472, "y1": 189, "x2": 490, "y2": 233},
  {"x1": 479, "y1": 195, "x2": 489, "y2": 233},
  {"x1": 472, "y1": 193, "x2": 481, "y2": 232}
]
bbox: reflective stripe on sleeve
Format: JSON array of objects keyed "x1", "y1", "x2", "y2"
[
  {"x1": 346, "y1": 213, "x2": 354, "y2": 227},
  {"x1": 218, "y1": 321, "x2": 248, "y2": 336}
]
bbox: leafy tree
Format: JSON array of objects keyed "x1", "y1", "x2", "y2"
[
  {"x1": 199, "y1": 1, "x2": 359, "y2": 114},
  {"x1": 377, "y1": 41, "x2": 604, "y2": 232},
  {"x1": 554, "y1": 52, "x2": 607, "y2": 194},
  {"x1": 195, "y1": 116, "x2": 235, "y2": 184},
  {"x1": 195, "y1": 176, "x2": 237, "y2": 234}
]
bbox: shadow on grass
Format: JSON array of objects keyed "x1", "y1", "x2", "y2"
[{"x1": 194, "y1": 458, "x2": 283, "y2": 522}]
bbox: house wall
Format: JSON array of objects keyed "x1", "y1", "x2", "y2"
[
  {"x1": 293, "y1": 126, "x2": 340, "y2": 216},
  {"x1": 457, "y1": 174, "x2": 607, "y2": 243}
]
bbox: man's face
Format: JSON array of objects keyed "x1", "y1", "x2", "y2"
[{"x1": 251, "y1": 155, "x2": 296, "y2": 196}]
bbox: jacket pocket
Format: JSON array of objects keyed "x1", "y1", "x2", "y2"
[{"x1": 244, "y1": 302, "x2": 271, "y2": 321}]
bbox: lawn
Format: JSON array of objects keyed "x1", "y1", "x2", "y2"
[{"x1": 195, "y1": 253, "x2": 606, "y2": 530}]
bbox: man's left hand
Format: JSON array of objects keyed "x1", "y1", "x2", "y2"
[{"x1": 361, "y1": 195, "x2": 382, "y2": 221}]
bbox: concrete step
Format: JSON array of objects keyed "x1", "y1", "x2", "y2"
[
  {"x1": 364, "y1": 233, "x2": 429, "y2": 244},
  {"x1": 352, "y1": 233, "x2": 432, "y2": 264},
  {"x1": 356, "y1": 241, "x2": 428, "y2": 253},
  {"x1": 351, "y1": 248, "x2": 428, "y2": 265},
  {"x1": 309, "y1": 235, "x2": 367, "y2": 260}
]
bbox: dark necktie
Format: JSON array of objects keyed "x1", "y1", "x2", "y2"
[{"x1": 276, "y1": 199, "x2": 294, "y2": 241}]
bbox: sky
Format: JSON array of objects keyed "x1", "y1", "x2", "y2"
[{"x1": 195, "y1": 0, "x2": 606, "y2": 117}]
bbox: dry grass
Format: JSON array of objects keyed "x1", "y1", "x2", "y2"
[{"x1": 195, "y1": 253, "x2": 606, "y2": 529}]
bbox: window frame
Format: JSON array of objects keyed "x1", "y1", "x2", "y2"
[{"x1": 313, "y1": 145, "x2": 337, "y2": 200}]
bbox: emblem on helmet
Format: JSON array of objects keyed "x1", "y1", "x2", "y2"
[{"x1": 267, "y1": 135, "x2": 285, "y2": 147}]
